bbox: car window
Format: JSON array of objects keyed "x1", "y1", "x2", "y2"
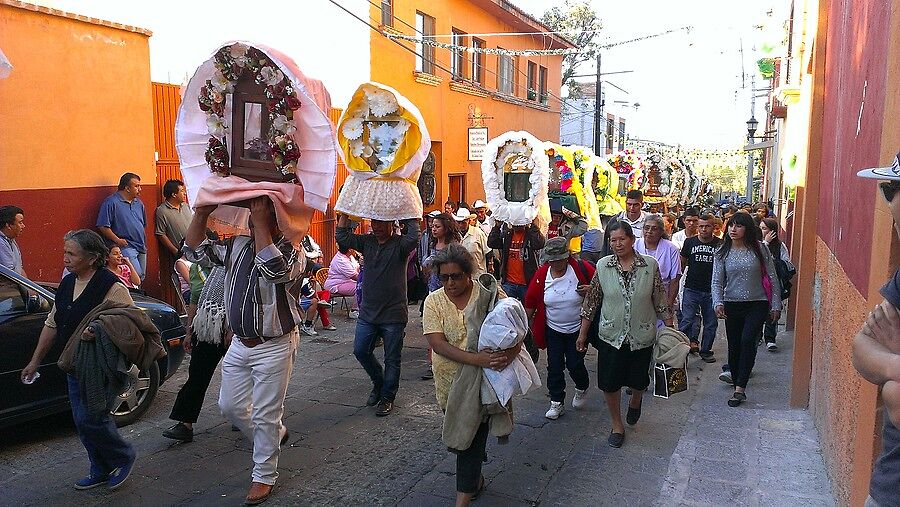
[
  {"x1": 0, "y1": 276, "x2": 52, "y2": 314},
  {"x1": 0, "y1": 279, "x2": 26, "y2": 313}
]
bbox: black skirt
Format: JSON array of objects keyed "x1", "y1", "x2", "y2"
[{"x1": 595, "y1": 339, "x2": 653, "y2": 393}]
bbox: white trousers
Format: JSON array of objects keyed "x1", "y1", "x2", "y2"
[{"x1": 219, "y1": 329, "x2": 299, "y2": 485}]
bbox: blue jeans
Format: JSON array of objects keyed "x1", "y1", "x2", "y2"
[
  {"x1": 679, "y1": 288, "x2": 718, "y2": 355},
  {"x1": 119, "y1": 246, "x2": 146, "y2": 280},
  {"x1": 353, "y1": 319, "x2": 405, "y2": 402},
  {"x1": 545, "y1": 327, "x2": 589, "y2": 402},
  {"x1": 67, "y1": 375, "x2": 135, "y2": 477},
  {"x1": 501, "y1": 282, "x2": 527, "y2": 301}
]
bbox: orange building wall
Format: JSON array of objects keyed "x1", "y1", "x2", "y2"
[
  {"x1": 369, "y1": 0, "x2": 565, "y2": 209},
  {"x1": 0, "y1": 2, "x2": 156, "y2": 190},
  {"x1": 0, "y1": 2, "x2": 158, "y2": 288}
]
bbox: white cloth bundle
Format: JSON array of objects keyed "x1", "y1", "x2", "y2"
[{"x1": 478, "y1": 298, "x2": 542, "y2": 405}]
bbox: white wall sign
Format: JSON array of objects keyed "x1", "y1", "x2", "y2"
[{"x1": 468, "y1": 127, "x2": 488, "y2": 161}]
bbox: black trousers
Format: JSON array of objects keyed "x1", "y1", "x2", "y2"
[
  {"x1": 169, "y1": 340, "x2": 228, "y2": 424},
  {"x1": 545, "y1": 327, "x2": 589, "y2": 402},
  {"x1": 723, "y1": 301, "x2": 769, "y2": 389},
  {"x1": 454, "y1": 421, "x2": 490, "y2": 494}
]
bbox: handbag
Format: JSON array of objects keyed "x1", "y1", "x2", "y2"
[
  {"x1": 653, "y1": 360, "x2": 689, "y2": 398},
  {"x1": 761, "y1": 270, "x2": 773, "y2": 305}
]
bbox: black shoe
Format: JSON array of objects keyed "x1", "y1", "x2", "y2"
[
  {"x1": 689, "y1": 342, "x2": 700, "y2": 355},
  {"x1": 366, "y1": 389, "x2": 381, "y2": 407},
  {"x1": 626, "y1": 406, "x2": 642, "y2": 426},
  {"x1": 699, "y1": 352, "x2": 717, "y2": 363},
  {"x1": 162, "y1": 422, "x2": 193, "y2": 442},
  {"x1": 608, "y1": 431, "x2": 625, "y2": 448},
  {"x1": 727, "y1": 391, "x2": 747, "y2": 407},
  {"x1": 375, "y1": 400, "x2": 394, "y2": 416}
]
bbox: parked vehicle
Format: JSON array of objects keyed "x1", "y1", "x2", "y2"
[{"x1": 0, "y1": 265, "x2": 186, "y2": 428}]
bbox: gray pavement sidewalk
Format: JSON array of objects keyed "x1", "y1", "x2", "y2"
[{"x1": 0, "y1": 308, "x2": 835, "y2": 506}]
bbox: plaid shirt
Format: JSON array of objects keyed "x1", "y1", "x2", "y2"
[{"x1": 185, "y1": 236, "x2": 305, "y2": 339}]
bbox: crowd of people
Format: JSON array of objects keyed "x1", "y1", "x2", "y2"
[{"x1": 17, "y1": 169, "x2": 900, "y2": 507}]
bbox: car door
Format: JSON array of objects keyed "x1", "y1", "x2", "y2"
[{"x1": 0, "y1": 274, "x2": 66, "y2": 423}]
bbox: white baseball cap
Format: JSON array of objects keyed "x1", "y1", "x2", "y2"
[
  {"x1": 857, "y1": 150, "x2": 900, "y2": 180},
  {"x1": 473, "y1": 199, "x2": 488, "y2": 209},
  {"x1": 427, "y1": 210, "x2": 442, "y2": 218}
]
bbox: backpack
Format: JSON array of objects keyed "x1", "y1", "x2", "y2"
[{"x1": 773, "y1": 257, "x2": 796, "y2": 300}]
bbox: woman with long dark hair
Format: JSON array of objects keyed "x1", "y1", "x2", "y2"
[
  {"x1": 712, "y1": 212, "x2": 782, "y2": 407},
  {"x1": 576, "y1": 221, "x2": 673, "y2": 448},
  {"x1": 423, "y1": 213, "x2": 462, "y2": 292},
  {"x1": 759, "y1": 217, "x2": 794, "y2": 351}
]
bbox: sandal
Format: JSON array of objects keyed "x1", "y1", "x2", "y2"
[
  {"x1": 470, "y1": 475, "x2": 486, "y2": 500},
  {"x1": 727, "y1": 391, "x2": 747, "y2": 407}
]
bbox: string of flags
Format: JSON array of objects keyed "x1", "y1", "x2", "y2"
[{"x1": 382, "y1": 26, "x2": 692, "y2": 57}]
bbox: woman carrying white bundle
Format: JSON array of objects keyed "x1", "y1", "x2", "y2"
[{"x1": 422, "y1": 244, "x2": 519, "y2": 506}]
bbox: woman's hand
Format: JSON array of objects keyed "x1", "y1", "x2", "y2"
[
  {"x1": 715, "y1": 305, "x2": 726, "y2": 319},
  {"x1": 576, "y1": 334, "x2": 588, "y2": 353},
  {"x1": 473, "y1": 350, "x2": 494, "y2": 369},
  {"x1": 769, "y1": 309, "x2": 781, "y2": 323},
  {"x1": 576, "y1": 284, "x2": 590, "y2": 297},
  {"x1": 764, "y1": 230, "x2": 776, "y2": 244},
  {"x1": 183, "y1": 326, "x2": 193, "y2": 353},
  {"x1": 20, "y1": 361, "x2": 38, "y2": 383},
  {"x1": 489, "y1": 344, "x2": 521, "y2": 371},
  {"x1": 81, "y1": 327, "x2": 96, "y2": 341}
]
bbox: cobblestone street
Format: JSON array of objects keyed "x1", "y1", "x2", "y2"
[{"x1": 0, "y1": 309, "x2": 836, "y2": 506}]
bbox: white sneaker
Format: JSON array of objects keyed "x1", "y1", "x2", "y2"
[
  {"x1": 572, "y1": 388, "x2": 588, "y2": 409},
  {"x1": 349, "y1": 309, "x2": 359, "y2": 319},
  {"x1": 766, "y1": 342, "x2": 778, "y2": 352},
  {"x1": 545, "y1": 401, "x2": 565, "y2": 420},
  {"x1": 301, "y1": 324, "x2": 318, "y2": 336}
]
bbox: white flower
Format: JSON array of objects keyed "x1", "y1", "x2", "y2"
[
  {"x1": 342, "y1": 118, "x2": 364, "y2": 140},
  {"x1": 349, "y1": 139, "x2": 365, "y2": 157},
  {"x1": 207, "y1": 115, "x2": 226, "y2": 138},
  {"x1": 368, "y1": 89, "x2": 399, "y2": 117},
  {"x1": 210, "y1": 70, "x2": 232, "y2": 93},
  {"x1": 272, "y1": 114, "x2": 296, "y2": 134},
  {"x1": 259, "y1": 66, "x2": 284, "y2": 87},
  {"x1": 229, "y1": 43, "x2": 249, "y2": 59}
]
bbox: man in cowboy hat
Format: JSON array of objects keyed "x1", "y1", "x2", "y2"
[
  {"x1": 453, "y1": 208, "x2": 489, "y2": 275},
  {"x1": 853, "y1": 149, "x2": 900, "y2": 507}
]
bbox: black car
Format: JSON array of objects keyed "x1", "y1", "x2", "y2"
[{"x1": 0, "y1": 265, "x2": 186, "y2": 428}]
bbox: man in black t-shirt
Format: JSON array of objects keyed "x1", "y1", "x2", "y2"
[
  {"x1": 679, "y1": 213, "x2": 723, "y2": 363},
  {"x1": 853, "y1": 152, "x2": 900, "y2": 507}
]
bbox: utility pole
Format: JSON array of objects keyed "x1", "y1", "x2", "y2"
[
  {"x1": 593, "y1": 53, "x2": 604, "y2": 155},
  {"x1": 746, "y1": 73, "x2": 756, "y2": 202}
]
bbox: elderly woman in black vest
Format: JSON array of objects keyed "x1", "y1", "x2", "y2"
[{"x1": 21, "y1": 230, "x2": 137, "y2": 490}]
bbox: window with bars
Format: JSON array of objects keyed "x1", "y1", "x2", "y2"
[
  {"x1": 497, "y1": 50, "x2": 515, "y2": 95},
  {"x1": 538, "y1": 66, "x2": 548, "y2": 105},
  {"x1": 415, "y1": 11, "x2": 435, "y2": 74},
  {"x1": 618, "y1": 119, "x2": 626, "y2": 151},
  {"x1": 527, "y1": 61, "x2": 537, "y2": 101},
  {"x1": 381, "y1": 0, "x2": 393, "y2": 27},
  {"x1": 472, "y1": 38, "x2": 485, "y2": 84},
  {"x1": 451, "y1": 29, "x2": 467, "y2": 80}
]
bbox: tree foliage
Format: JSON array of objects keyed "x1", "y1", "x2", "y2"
[{"x1": 541, "y1": 0, "x2": 603, "y2": 97}]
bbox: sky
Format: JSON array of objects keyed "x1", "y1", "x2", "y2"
[
  {"x1": 512, "y1": 0, "x2": 785, "y2": 148},
  {"x1": 32, "y1": 0, "x2": 785, "y2": 149}
]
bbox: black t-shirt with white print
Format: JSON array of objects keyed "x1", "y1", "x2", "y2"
[{"x1": 680, "y1": 236, "x2": 723, "y2": 292}]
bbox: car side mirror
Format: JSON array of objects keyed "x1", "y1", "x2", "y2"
[{"x1": 25, "y1": 294, "x2": 45, "y2": 313}]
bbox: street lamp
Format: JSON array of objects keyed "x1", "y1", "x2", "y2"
[
  {"x1": 745, "y1": 115, "x2": 758, "y2": 202},
  {"x1": 746, "y1": 116, "x2": 759, "y2": 140}
]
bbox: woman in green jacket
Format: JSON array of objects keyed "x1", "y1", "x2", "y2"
[{"x1": 576, "y1": 221, "x2": 674, "y2": 448}]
